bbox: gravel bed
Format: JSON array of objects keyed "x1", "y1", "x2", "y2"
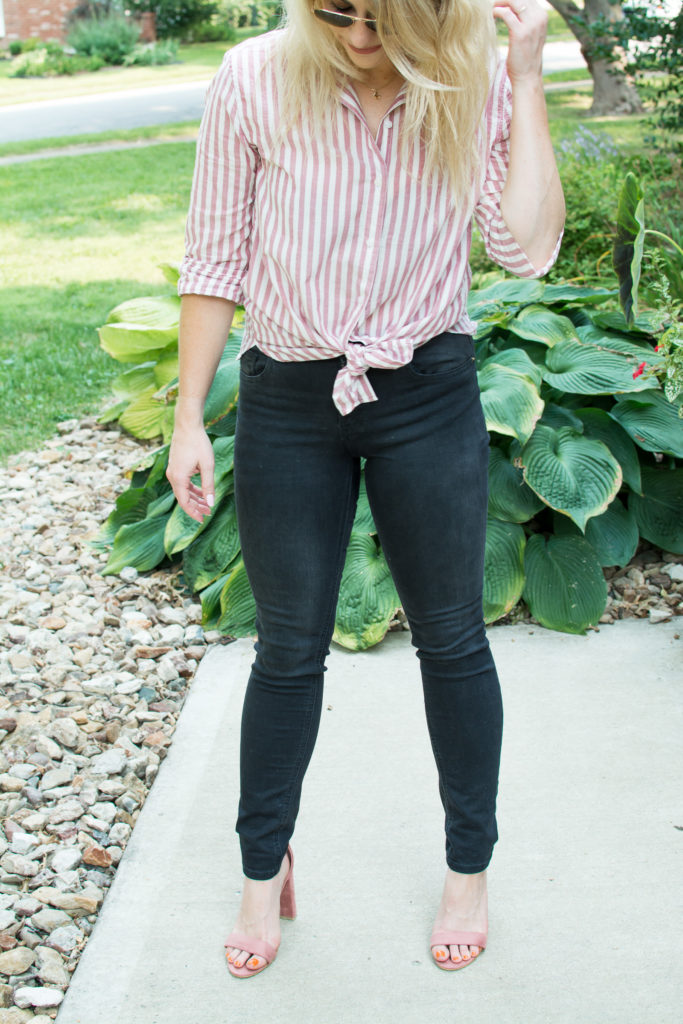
[{"x1": 0, "y1": 416, "x2": 681, "y2": 1021}]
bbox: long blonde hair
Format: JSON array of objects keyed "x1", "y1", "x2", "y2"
[{"x1": 274, "y1": 0, "x2": 497, "y2": 198}]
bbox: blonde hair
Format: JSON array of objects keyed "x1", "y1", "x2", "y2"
[{"x1": 274, "y1": 0, "x2": 497, "y2": 198}]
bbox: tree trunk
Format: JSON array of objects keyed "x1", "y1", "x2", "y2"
[{"x1": 547, "y1": 0, "x2": 643, "y2": 115}]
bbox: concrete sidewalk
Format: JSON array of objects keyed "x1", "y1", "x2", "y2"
[{"x1": 56, "y1": 620, "x2": 682, "y2": 1024}]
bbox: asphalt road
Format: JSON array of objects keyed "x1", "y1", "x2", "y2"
[{"x1": 0, "y1": 40, "x2": 585, "y2": 144}]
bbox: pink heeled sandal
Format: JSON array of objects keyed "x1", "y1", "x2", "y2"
[{"x1": 224, "y1": 846, "x2": 296, "y2": 978}]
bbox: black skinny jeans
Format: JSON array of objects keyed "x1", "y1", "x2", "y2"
[{"x1": 233, "y1": 332, "x2": 504, "y2": 879}]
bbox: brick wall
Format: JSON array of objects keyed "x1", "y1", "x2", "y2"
[{"x1": 1, "y1": 0, "x2": 79, "y2": 44}]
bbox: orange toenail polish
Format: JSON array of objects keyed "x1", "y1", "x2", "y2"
[
  {"x1": 247, "y1": 958, "x2": 260, "y2": 968},
  {"x1": 436, "y1": 951, "x2": 446, "y2": 960}
]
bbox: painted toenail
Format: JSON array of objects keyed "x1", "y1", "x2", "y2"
[
  {"x1": 247, "y1": 958, "x2": 260, "y2": 968},
  {"x1": 435, "y1": 950, "x2": 446, "y2": 960}
]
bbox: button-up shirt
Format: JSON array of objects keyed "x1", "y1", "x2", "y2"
[{"x1": 178, "y1": 31, "x2": 561, "y2": 415}]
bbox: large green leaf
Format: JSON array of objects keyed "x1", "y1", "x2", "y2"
[
  {"x1": 164, "y1": 469, "x2": 234, "y2": 556},
  {"x1": 613, "y1": 172, "x2": 645, "y2": 325},
  {"x1": 590, "y1": 309, "x2": 661, "y2": 336},
  {"x1": 541, "y1": 284, "x2": 616, "y2": 305},
  {"x1": 118, "y1": 385, "x2": 167, "y2": 439},
  {"x1": 477, "y1": 361, "x2": 544, "y2": 443},
  {"x1": 487, "y1": 447, "x2": 544, "y2": 523},
  {"x1": 106, "y1": 294, "x2": 180, "y2": 328},
  {"x1": 199, "y1": 572, "x2": 232, "y2": 629},
  {"x1": 539, "y1": 403, "x2": 585, "y2": 432},
  {"x1": 553, "y1": 497, "x2": 639, "y2": 568},
  {"x1": 542, "y1": 339, "x2": 657, "y2": 395},
  {"x1": 218, "y1": 561, "x2": 257, "y2": 637},
  {"x1": 99, "y1": 324, "x2": 177, "y2": 362},
  {"x1": 522, "y1": 534, "x2": 607, "y2": 634},
  {"x1": 153, "y1": 352, "x2": 180, "y2": 389},
  {"x1": 182, "y1": 494, "x2": 242, "y2": 592},
  {"x1": 94, "y1": 485, "x2": 163, "y2": 548},
  {"x1": 103, "y1": 512, "x2": 172, "y2": 575},
  {"x1": 111, "y1": 364, "x2": 156, "y2": 399},
  {"x1": 575, "y1": 408, "x2": 642, "y2": 494},
  {"x1": 520, "y1": 426, "x2": 622, "y2": 531},
  {"x1": 609, "y1": 391, "x2": 683, "y2": 458},
  {"x1": 483, "y1": 518, "x2": 526, "y2": 622},
  {"x1": 629, "y1": 466, "x2": 683, "y2": 553},
  {"x1": 333, "y1": 534, "x2": 400, "y2": 651},
  {"x1": 352, "y1": 472, "x2": 377, "y2": 534},
  {"x1": 575, "y1": 325, "x2": 661, "y2": 366},
  {"x1": 507, "y1": 306, "x2": 579, "y2": 347},
  {"x1": 468, "y1": 277, "x2": 545, "y2": 319},
  {"x1": 483, "y1": 347, "x2": 543, "y2": 388},
  {"x1": 204, "y1": 353, "x2": 240, "y2": 428}
]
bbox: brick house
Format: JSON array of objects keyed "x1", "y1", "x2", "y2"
[{"x1": 0, "y1": 0, "x2": 79, "y2": 46}]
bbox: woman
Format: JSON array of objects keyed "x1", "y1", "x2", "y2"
[{"x1": 167, "y1": 0, "x2": 564, "y2": 978}]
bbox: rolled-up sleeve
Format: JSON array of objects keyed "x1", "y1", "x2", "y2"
[
  {"x1": 474, "y1": 61, "x2": 561, "y2": 279},
  {"x1": 178, "y1": 53, "x2": 260, "y2": 302}
]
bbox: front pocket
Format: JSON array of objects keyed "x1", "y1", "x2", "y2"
[
  {"x1": 407, "y1": 333, "x2": 475, "y2": 378},
  {"x1": 240, "y1": 346, "x2": 270, "y2": 379}
]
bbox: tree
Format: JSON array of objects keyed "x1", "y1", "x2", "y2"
[{"x1": 547, "y1": 0, "x2": 643, "y2": 115}]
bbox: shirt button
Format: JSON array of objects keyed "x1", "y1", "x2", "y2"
[{"x1": 385, "y1": 119, "x2": 393, "y2": 128}]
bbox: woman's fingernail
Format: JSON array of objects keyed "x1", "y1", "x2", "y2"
[{"x1": 207, "y1": 494, "x2": 214, "y2": 508}]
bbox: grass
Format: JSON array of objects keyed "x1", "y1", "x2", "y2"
[
  {"x1": 0, "y1": 120, "x2": 199, "y2": 160},
  {"x1": 0, "y1": 143, "x2": 195, "y2": 461},
  {"x1": 544, "y1": 68, "x2": 591, "y2": 84},
  {"x1": 545, "y1": 88, "x2": 661, "y2": 156}
]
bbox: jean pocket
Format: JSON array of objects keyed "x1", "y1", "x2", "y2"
[
  {"x1": 407, "y1": 332, "x2": 475, "y2": 378},
  {"x1": 240, "y1": 345, "x2": 271, "y2": 380}
]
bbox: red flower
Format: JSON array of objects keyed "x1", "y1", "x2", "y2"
[
  {"x1": 654, "y1": 345, "x2": 661, "y2": 352},
  {"x1": 632, "y1": 361, "x2": 647, "y2": 379}
]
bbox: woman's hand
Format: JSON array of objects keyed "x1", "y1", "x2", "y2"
[
  {"x1": 166, "y1": 414, "x2": 215, "y2": 524},
  {"x1": 493, "y1": 0, "x2": 547, "y2": 83}
]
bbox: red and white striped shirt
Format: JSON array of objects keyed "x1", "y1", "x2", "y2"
[{"x1": 179, "y1": 31, "x2": 561, "y2": 415}]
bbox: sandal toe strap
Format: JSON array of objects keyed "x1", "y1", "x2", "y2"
[
  {"x1": 224, "y1": 932, "x2": 278, "y2": 962},
  {"x1": 430, "y1": 929, "x2": 487, "y2": 950}
]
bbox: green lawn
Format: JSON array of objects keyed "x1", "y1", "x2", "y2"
[
  {"x1": 0, "y1": 143, "x2": 195, "y2": 460},
  {"x1": 0, "y1": 120, "x2": 199, "y2": 160}
]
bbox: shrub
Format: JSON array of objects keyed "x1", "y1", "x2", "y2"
[
  {"x1": 7, "y1": 37, "x2": 44, "y2": 56},
  {"x1": 67, "y1": 15, "x2": 141, "y2": 65},
  {"x1": 187, "y1": 18, "x2": 237, "y2": 41},
  {"x1": 123, "y1": 39, "x2": 180, "y2": 65},
  {"x1": 125, "y1": 0, "x2": 218, "y2": 39},
  {"x1": 94, "y1": 265, "x2": 682, "y2": 645},
  {"x1": 534, "y1": 127, "x2": 683, "y2": 290},
  {"x1": 9, "y1": 45, "x2": 104, "y2": 77}
]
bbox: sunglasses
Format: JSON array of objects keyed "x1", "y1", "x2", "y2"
[{"x1": 313, "y1": 8, "x2": 378, "y2": 31}]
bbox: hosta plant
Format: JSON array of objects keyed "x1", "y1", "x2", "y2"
[{"x1": 94, "y1": 271, "x2": 683, "y2": 647}]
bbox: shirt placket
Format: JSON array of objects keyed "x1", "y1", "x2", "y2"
[{"x1": 339, "y1": 91, "x2": 404, "y2": 346}]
